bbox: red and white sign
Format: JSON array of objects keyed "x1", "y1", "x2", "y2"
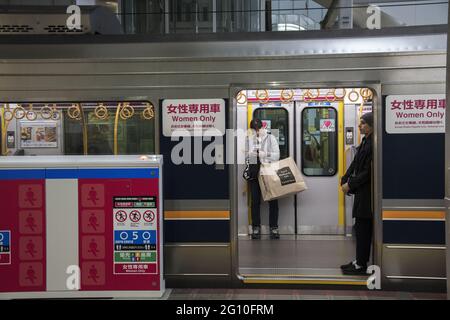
[
  {"x1": 261, "y1": 120, "x2": 271, "y2": 130},
  {"x1": 114, "y1": 263, "x2": 157, "y2": 275},
  {"x1": 386, "y1": 95, "x2": 446, "y2": 134},
  {"x1": 162, "y1": 99, "x2": 225, "y2": 136},
  {"x1": 79, "y1": 181, "x2": 161, "y2": 291},
  {"x1": 320, "y1": 119, "x2": 336, "y2": 132}
]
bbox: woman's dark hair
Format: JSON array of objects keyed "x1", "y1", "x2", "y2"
[{"x1": 250, "y1": 118, "x2": 263, "y2": 130}]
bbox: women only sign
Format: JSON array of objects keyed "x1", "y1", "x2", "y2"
[
  {"x1": 162, "y1": 99, "x2": 225, "y2": 137},
  {"x1": 386, "y1": 94, "x2": 446, "y2": 134}
]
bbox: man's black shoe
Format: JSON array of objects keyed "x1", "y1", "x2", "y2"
[
  {"x1": 342, "y1": 264, "x2": 367, "y2": 275},
  {"x1": 340, "y1": 261, "x2": 355, "y2": 270}
]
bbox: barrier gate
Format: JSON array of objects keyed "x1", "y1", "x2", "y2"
[{"x1": 0, "y1": 155, "x2": 165, "y2": 299}]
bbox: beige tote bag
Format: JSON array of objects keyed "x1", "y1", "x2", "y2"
[{"x1": 258, "y1": 157, "x2": 307, "y2": 201}]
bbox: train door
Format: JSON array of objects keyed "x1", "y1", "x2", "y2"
[
  {"x1": 295, "y1": 98, "x2": 371, "y2": 236},
  {"x1": 295, "y1": 94, "x2": 372, "y2": 236},
  {"x1": 236, "y1": 88, "x2": 374, "y2": 284},
  {"x1": 295, "y1": 102, "x2": 341, "y2": 234}
]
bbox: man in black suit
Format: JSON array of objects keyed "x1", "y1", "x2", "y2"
[{"x1": 340, "y1": 112, "x2": 374, "y2": 275}]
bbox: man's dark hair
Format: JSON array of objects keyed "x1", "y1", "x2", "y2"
[{"x1": 361, "y1": 112, "x2": 373, "y2": 127}]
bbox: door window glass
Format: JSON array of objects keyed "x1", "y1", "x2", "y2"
[
  {"x1": 301, "y1": 107, "x2": 337, "y2": 176},
  {"x1": 253, "y1": 107, "x2": 289, "y2": 160}
]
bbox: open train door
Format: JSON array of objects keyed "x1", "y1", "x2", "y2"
[{"x1": 234, "y1": 87, "x2": 375, "y2": 286}]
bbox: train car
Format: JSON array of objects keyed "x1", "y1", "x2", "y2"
[{"x1": 0, "y1": 25, "x2": 447, "y2": 292}]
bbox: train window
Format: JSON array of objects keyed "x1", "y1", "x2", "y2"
[
  {"x1": 253, "y1": 107, "x2": 289, "y2": 160},
  {"x1": 62, "y1": 103, "x2": 155, "y2": 155},
  {"x1": 86, "y1": 111, "x2": 114, "y2": 155},
  {"x1": 0, "y1": 102, "x2": 155, "y2": 156},
  {"x1": 301, "y1": 107, "x2": 337, "y2": 176},
  {"x1": 64, "y1": 112, "x2": 84, "y2": 155},
  {"x1": 117, "y1": 110, "x2": 155, "y2": 154}
]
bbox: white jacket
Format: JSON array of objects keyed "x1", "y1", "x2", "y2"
[{"x1": 245, "y1": 129, "x2": 280, "y2": 164}]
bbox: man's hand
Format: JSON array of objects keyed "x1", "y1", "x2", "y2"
[{"x1": 341, "y1": 183, "x2": 350, "y2": 194}]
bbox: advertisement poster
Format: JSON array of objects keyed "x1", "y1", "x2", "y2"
[
  {"x1": 6, "y1": 131, "x2": 15, "y2": 149},
  {"x1": 386, "y1": 95, "x2": 446, "y2": 134},
  {"x1": 113, "y1": 196, "x2": 158, "y2": 275},
  {"x1": 20, "y1": 122, "x2": 58, "y2": 148},
  {"x1": 162, "y1": 99, "x2": 225, "y2": 136}
]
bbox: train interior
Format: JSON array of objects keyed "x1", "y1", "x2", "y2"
[
  {"x1": 236, "y1": 87, "x2": 374, "y2": 284},
  {"x1": 0, "y1": 102, "x2": 155, "y2": 157}
]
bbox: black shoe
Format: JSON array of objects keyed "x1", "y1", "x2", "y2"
[
  {"x1": 270, "y1": 228, "x2": 280, "y2": 239},
  {"x1": 340, "y1": 261, "x2": 355, "y2": 270},
  {"x1": 251, "y1": 226, "x2": 261, "y2": 240},
  {"x1": 342, "y1": 264, "x2": 367, "y2": 275}
]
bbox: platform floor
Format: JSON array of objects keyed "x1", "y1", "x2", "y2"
[{"x1": 167, "y1": 288, "x2": 447, "y2": 300}]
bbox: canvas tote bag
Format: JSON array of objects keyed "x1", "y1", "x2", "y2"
[{"x1": 258, "y1": 157, "x2": 307, "y2": 201}]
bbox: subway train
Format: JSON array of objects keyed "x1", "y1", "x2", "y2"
[{"x1": 0, "y1": 25, "x2": 447, "y2": 293}]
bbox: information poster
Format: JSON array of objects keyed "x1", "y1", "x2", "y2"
[
  {"x1": 113, "y1": 197, "x2": 158, "y2": 275},
  {"x1": 20, "y1": 122, "x2": 58, "y2": 148}
]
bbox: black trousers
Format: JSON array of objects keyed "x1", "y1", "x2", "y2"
[
  {"x1": 354, "y1": 217, "x2": 373, "y2": 267},
  {"x1": 249, "y1": 179, "x2": 279, "y2": 228}
]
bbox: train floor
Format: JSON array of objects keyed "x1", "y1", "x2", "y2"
[{"x1": 238, "y1": 234, "x2": 361, "y2": 277}]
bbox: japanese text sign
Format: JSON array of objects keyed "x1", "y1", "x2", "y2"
[
  {"x1": 162, "y1": 99, "x2": 225, "y2": 136},
  {"x1": 386, "y1": 95, "x2": 446, "y2": 134}
]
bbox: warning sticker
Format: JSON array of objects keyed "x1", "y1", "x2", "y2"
[
  {"x1": 113, "y1": 197, "x2": 157, "y2": 275},
  {"x1": 320, "y1": 119, "x2": 335, "y2": 132}
]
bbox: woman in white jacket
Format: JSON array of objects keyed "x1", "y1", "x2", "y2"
[{"x1": 245, "y1": 118, "x2": 280, "y2": 239}]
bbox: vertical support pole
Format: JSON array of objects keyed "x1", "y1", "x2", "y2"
[
  {"x1": 212, "y1": 0, "x2": 217, "y2": 33},
  {"x1": 165, "y1": 0, "x2": 170, "y2": 34},
  {"x1": 79, "y1": 104, "x2": 88, "y2": 155},
  {"x1": 259, "y1": 0, "x2": 265, "y2": 32},
  {"x1": 195, "y1": 0, "x2": 199, "y2": 33},
  {"x1": 0, "y1": 105, "x2": 8, "y2": 156},
  {"x1": 247, "y1": 103, "x2": 253, "y2": 227},
  {"x1": 338, "y1": 100, "x2": 345, "y2": 230},
  {"x1": 338, "y1": 0, "x2": 353, "y2": 29},
  {"x1": 114, "y1": 103, "x2": 122, "y2": 155}
]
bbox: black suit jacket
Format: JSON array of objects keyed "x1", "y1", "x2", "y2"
[{"x1": 341, "y1": 134, "x2": 373, "y2": 218}]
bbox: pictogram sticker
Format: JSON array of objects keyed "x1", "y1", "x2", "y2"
[
  {"x1": 115, "y1": 210, "x2": 127, "y2": 223},
  {"x1": 129, "y1": 210, "x2": 141, "y2": 223},
  {"x1": 143, "y1": 210, "x2": 156, "y2": 223}
]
